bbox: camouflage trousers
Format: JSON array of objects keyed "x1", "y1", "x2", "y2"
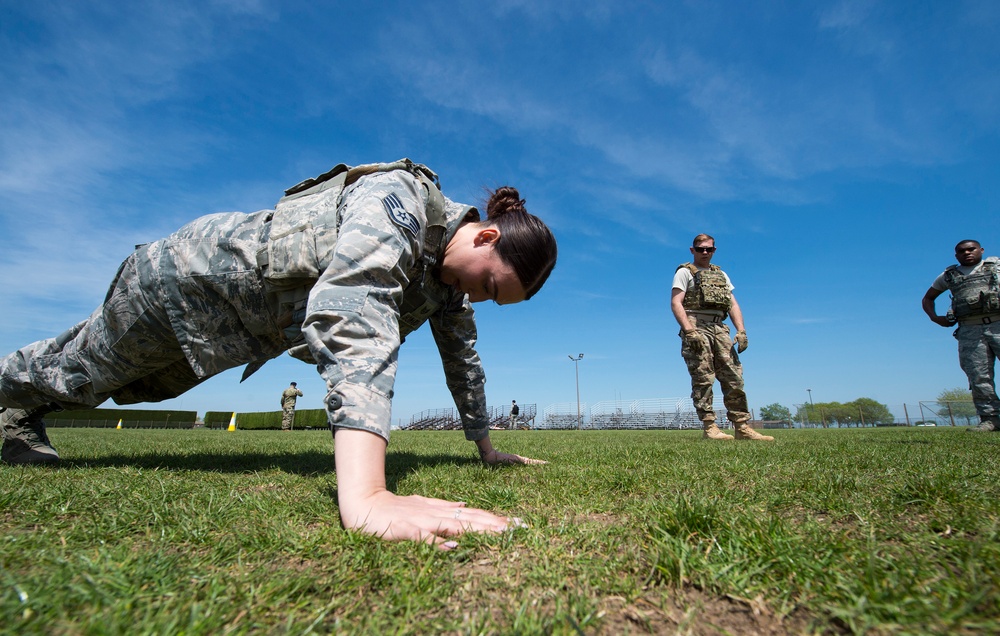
[
  {"x1": 0, "y1": 241, "x2": 285, "y2": 413},
  {"x1": 956, "y1": 322, "x2": 1000, "y2": 421},
  {"x1": 281, "y1": 405, "x2": 296, "y2": 430},
  {"x1": 679, "y1": 320, "x2": 749, "y2": 424}
]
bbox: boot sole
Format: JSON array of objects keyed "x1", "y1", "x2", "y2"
[{"x1": 2, "y1": 448, "x2": 60, "y2": 465}]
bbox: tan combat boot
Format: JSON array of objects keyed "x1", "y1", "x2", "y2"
[
  {"x1": 702, "y1": 421, "x2": 733, "y2": 440},
  {"x1": 734, "y1": 422, "x2": 774, "y2": 441}
]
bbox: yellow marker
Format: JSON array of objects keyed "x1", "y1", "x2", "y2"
[{"x1": 227, "y1": 412, "x2": 237, "y2": 431}]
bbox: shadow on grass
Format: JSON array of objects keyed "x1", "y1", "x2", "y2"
[{"x1": 59, "y1": 450, "x2": 481, "y2": 487}]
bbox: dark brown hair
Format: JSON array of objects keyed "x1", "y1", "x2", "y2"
[{"x1": 484, "y1": 186, "x2": 557, "y2": 300}]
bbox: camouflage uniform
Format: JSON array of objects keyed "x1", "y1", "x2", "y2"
[
  {"x1": 0, "y1": 160, "x2": 492, "y2": 455},
  {"x1": 673, "y1": 263, "x2": 750, "y2": 426},
  {"x1": 280, "y1": 384, "x2": 303, "y2": 430},
  {"x1": 933, "y1": 257, "x2": 1000, "y2": 426}
]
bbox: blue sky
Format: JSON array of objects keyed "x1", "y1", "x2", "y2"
[{"x1": 1, "y1": 1, "x2": 997, "y2": 425}]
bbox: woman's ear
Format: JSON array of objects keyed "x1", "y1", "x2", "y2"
[{"x1": 473, "y1": 227, "x2": 501, "y2": 247}]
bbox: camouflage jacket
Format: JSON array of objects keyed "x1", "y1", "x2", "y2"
[
  {"x1": 281, "y1": 386, "x2": 303, "y2": 408},
  {"x1": 154, "y1": 164, "x2": 489, "y2": 443}
]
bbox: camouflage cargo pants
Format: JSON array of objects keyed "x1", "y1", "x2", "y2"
[
  {"x1": 679, "y1": 319, "x2": 749, "y2": 424},
  {"x1": 281, "y1": 405, "x2": 296, "y2": 430},
  {"x1": 956, "y1": 322, "x2": 1000, "y2": 421},
  {"x1": 0, "y1": 241, "x2": 284, "y2": 412}
]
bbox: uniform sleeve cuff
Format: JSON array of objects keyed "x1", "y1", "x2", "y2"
[
  {"x1": 463, "y1": 425, "x2": 489, "y2": 441},
  {"x1": 327, "y1": 383, "x2": 393, "y2": 443}
]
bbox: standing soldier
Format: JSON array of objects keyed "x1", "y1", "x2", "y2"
[
  {"x1": 281, "y1": 382, "x2": 303, "y2": 430},
  {"x1": 508, "y1": 400, "x2": 519, "y2": 429},
  {"x1": 922, "y1": 239, "x2": 1000, "y2": 432},
  {"x1": 670, "y1": 234, "x2": 772, "y2": 441}
]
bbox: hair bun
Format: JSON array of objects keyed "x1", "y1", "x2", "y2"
[{"x1": 486, "y1": 186, "x2": 526, "y2": 218}]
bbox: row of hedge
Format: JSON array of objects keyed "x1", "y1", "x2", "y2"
[
  {"x1": 46, "y1": 408, "x2": 198, "y2": 429},
  {"x1": 48, "y1": 408, "x2": 198, "y2": 423},
  {"x1": 203, "y1": 409, "x2": 329, "y2": 430},
  {"x1": 43, "y1": 408, "x2": 330, "y2": 431}
]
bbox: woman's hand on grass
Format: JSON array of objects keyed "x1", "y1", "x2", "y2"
[
  {"x1": 334, "y1": 428, "x2": 524, "y2": 549},
  {"x1": 339, "y1": 489, "x2": 518, "y2": 548},
  {"x1": 480, "y1": 448, "x2": 547, "y2": 465}
]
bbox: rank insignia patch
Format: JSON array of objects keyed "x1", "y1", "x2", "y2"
[{"x1": 382, "y1": 192, "x2": 420, "y2": 236}]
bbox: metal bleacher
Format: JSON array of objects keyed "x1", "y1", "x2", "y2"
[
  {"x1": 538, "y1": 398, "x2": 731, "y2": 430},
  {"x1": 404, "y1": 404, "x2": 537, "y2": 431},
  {"x1": 404, "y1": 398, "x2": 734, "y2": 432}
]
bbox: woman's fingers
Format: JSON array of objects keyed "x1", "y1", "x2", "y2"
[
  {"x1": 512, "y1": 454, "x2": 547, "y2": 465},
  {"x1": 488, "y1": 451, "x2": 548, "y2": 465},
  {"x1": 354, "y1": 491, "x2": 523, "y2": 545}
]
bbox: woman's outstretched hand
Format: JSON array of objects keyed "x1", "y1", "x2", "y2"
[
  {"x1": 334, "y1": 428, "x2": 525, "y2": 548},
  {"x1": 477, "y1": 434, "x2": 548, "y2": 466},
  {"x1": 479, "y1": 448, "x2": 547, "y2": 465},
  {"x1": 340, "y1": 489, "x2": 521, "y2": 548}
]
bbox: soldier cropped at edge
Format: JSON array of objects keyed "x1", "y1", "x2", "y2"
[
  {"x1": 280, "y1": 382, "x2": 303, "y2": 430},
  {"x1": 0, "y1": 158, "x2": 558, "y2": 548},
  {"x1": 670, "y1": 233, "x2": 773, "y2": 441},
  {"x1": 921, "y1": 239, "x2": 1000, "y2": 432}
]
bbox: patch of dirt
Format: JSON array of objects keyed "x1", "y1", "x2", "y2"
[
  {"x1": 596, "y1": 588, "x2": 844, "y2": 635},
  {"x1": 451, "y1": 541, "x2": 843, "y2": 635}
]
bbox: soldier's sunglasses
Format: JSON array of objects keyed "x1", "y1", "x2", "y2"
[{"x1": 693, "y1": 247, "x2": 716, "y2": 253}]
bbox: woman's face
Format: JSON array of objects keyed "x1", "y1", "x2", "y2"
[{"x1": 440, "y1": 225, "x2": 526, "y2": 305}]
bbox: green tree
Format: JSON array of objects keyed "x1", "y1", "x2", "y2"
[
  {"x1": 795, "y1": 401, "x2": 831, "y2": 427},
  {"x1": 759, "y1": 403, "x2": 792, "y2": 422},
  {"x1": 825, "y1": 401, "x2": 853, "y2": 426},
  {"x1": 936, "y1": 387, "x2": 977, "y2": 425},
  {"x1": 794, "y1": 398, "x2": 892, "y2": 427},
  {"x1": 850, "y1": 397, "x2": 894, "y2": 426}
]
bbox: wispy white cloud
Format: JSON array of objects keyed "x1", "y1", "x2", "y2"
[
  {"x1": 0, "y1": 1, "x2": 278, "y2": 338},
  {"x1": 366, "y1": 2, "x2": 999, "y2": 215}
]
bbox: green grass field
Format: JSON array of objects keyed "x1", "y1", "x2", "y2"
[{"x1": 1, "y1": 427, "x2": 998, "y2": 635}]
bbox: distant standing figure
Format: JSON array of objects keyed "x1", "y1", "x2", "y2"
[
  {"x1": 922, "y1": 239, "x2": 1000, "y2": 432},
  {"x1": 670, "y1": 234, "x2": 772, "y2": 441},
  {"x1": 508, "y1": 400, "x2": 520, "y2": 429},
  {"x1": 281, "y1": 382, "x2": 304, "y2": 430}
]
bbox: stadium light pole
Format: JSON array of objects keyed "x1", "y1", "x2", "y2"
[
  {"x1": 806, "y1": 388, "x2": 814, "y2": 426},
  {"x1": 569, "y1": 353, "x2": 584, "y2": 430}
]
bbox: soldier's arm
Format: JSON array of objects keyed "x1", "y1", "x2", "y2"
[
  {"x1": 429, "y1": 298, "x2": 489, "y2": 441},
  {"x1": 729, "y1": 294, "x2": 746, "y2": 332},
  {"x1": 301, "y1": 171, "x2": 526, "y2": 543},
  {"x1": 922, "y1": 287, "x2": 953, "y2": 327},
  {"x1": 301, "y1": 171, "x2": 424, "y2": 442},
  {"x1": 334, "y1": 428, "x2": 519, "y2": 547},
  {"x1": 430, "y1": 299, "x2": 546, "y2": 466},
  {"x1": 671, "y1": 288, "x2": 694, "y2": 331}
]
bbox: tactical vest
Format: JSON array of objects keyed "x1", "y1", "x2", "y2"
[
  {"x1": 257, "y1": 159, "x2": 450, "y2": 364},
  {"x1": 677, "y1": 263, "x2": 732, "y2": 313},
  {"x1": 943, "y1": 257, "x2": 1000, "y2": 319},
  {"x1": 260, "y1": 158, "x2": 446, "y2": 288}
]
